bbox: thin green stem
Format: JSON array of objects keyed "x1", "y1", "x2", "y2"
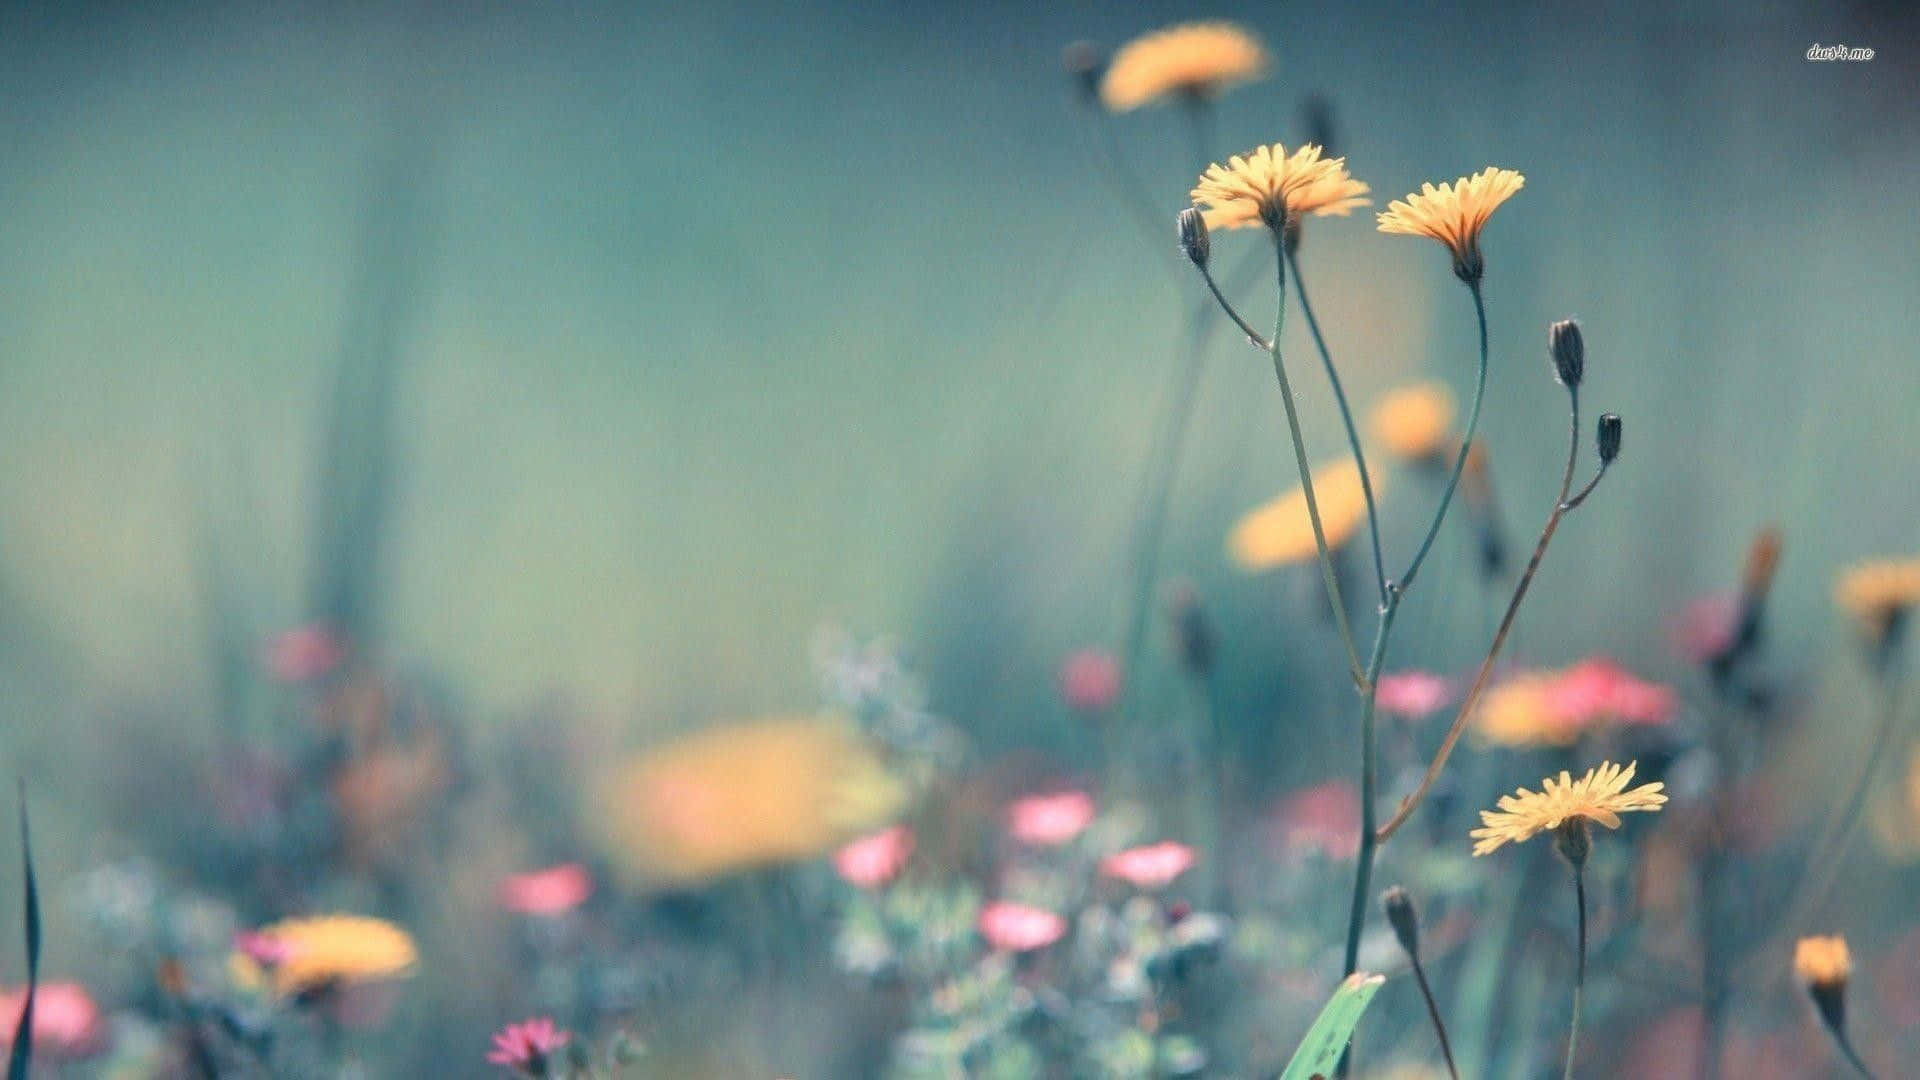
[
  {"x1": 1780, "y1": 668, "x2": 1905, "y2": 931},
  {"x1": 1335, "y1": 607, "x2": 1395, "y2": 1079},
  {"x1": 1264, "y1": 231, "x2": 1366, "y2": 686},
  {"x1": 1398, "y1": 280, "x2": 1491, "y2": 592},
  {"x1": 1565, "y1": 868, "x2": 1587, "y2": 1080},
  {"x1": 1832, "y1": 1029, "x2": 1880, "y2": 1080},
  {"x1": 1287, "y1": 246, "x2": 1387, "y2": 605},
  {"x1": 1197, "y1": 262, "x2": 1271, "y2": 350},
  {"x1": 1411, "y1": 956, "x2": 1461, "y2": 1080}
]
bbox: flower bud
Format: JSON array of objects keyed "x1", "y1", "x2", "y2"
[
  {"x1": 1794, "y1": 935, "x2": 1852, "y2": 1036},
  {"x1": 1178, "y1": 207, "x2": 1211, "y2": 268},
  {"x1": 1381, "y1": 886, "x2": 1420, "y2": 961},
  {"x1": 1061, "y1": 41, "x2": 1106, "y2": 103},
  {"x1": 1596, "y1": 413, "x2": 1622, "y2": 464},
  {"x1": 1549, "y1": 319, "x2": 1584, "y2": 388}
]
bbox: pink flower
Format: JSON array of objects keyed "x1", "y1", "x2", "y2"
[
  {"x1": 1100, "y1": 841, "x2": 1196, "y2": 890},
  {"x1": 832, "y1": 826, "x2": 913, "y2": 889},
  {"x1": 1374, "y1": 671, "x2": 1454, "y2": 719},
  {"x1": 1058, "y1": 649, "x2": 1122, "y2": 711},
  {"x1": 1006, "y1": 791, "x2": 1096, "y2": 847},
  {"x1": 234, "y1": 929, "x2": 299, "y2": 965},
  {"x1": 498, "y1": 863, "x2": 594, "y2": 916},
  {"x1": 1273, "y1": 781, "x2": 1361, "y2": 860},
  {"x1": 263, "y1": 623, "x2": 347, "y2": 683},
  {"x1": 1666, "y1": 591, "x2": 1739, "y2": 665},
  {"x1": 487, "y1": 1017, "x2": 571, "y2": 1073},
  {"x1": 977, "y1": 902, "x2": 1067, "y2": 952},
  {"x1": 0, "y1": 982, "x2": 108, "y2": 1060},
  {"x1": 1550, "y1": 657, "x2": 1675, "y2": 726}
]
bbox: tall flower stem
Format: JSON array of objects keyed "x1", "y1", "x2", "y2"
[
  {"x1": 1287, "y1": 247, "x2": 1387, "y2": 604},
  {"x1": 1565, "y1": 866, "x2": 1588, "y2": 1080},
  {"x1": 1398, "y1": 282, "x2": 1491, "y2": 593},
  {"x1": 1377, "y1": 379, "x2": 1602, "y2": 842},
  {"x1": 1830, "y1": 1029, "x2": 1881, "y2": 1080},
  {"x1": 1264, "y1": 231, "x2": 1366, "y2": 686},
  {"x1": 1410, "y1": 953, "x2": 1460, "y2": 1080}
]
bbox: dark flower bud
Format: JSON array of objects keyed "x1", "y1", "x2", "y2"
[
  {"x1": 1596, "y1": 413, "x2": 1623, "y2": 464},
  {"x1": 1164, "y1": 583, "x2": 1216, "y2": 679},
  {"x1": 1381, "y1": 886, "x2": 1420, "y2": 960},
  {"x1": 1549, "y1": 319, "x2": 1584, "y2": 388},
  {"x1": 1553, "y1": 818, "x2": 1591, "y2": 869},
  {"x1": 1061, "y1": 41, "x2": 1106, "y2": 103},
  {"x1": 1178, "y1": 207, "x2": 1211, "y2": 268},
  {"x1": 1300, "y1": 93, "x2": 1337, "y2": 157}
]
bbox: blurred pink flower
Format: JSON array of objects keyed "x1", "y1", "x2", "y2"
[
  {"x1": 1100, "y1": 841, "x2": 1196, "y2": 890},
  {"x1": 1006, "y1": 791, "x2": 1096, "y2": 846},
  {"x1": 264, "y1": 623, "x2": 347, "y2": 683},
  {"x1": 233, "y1": 929, "x2": 299, "y2": 965},
  {"x1": 1059, "y1": 649, "x2": 1122, "y2": 711},
  {"x1": 833, "y1": 825, "x2": 913, "y2": 889},
  {"x1": 1273, "y1": 781, "x2": 1361, "y2": 860},
  {"x1": 978, "y1": 901, "x2": 1067, "y2": 952},
  {"x1": 1666, "y1": 591, "x2": 1739, "y2": 665},
  {"x1": 1550, "y1": 657, "x2": 1676, "y2": 726},
  {"x1": 487, "y1": 1017, "x2": 571, "y2": 1073},
  {"x1": 0, "y1": 982, "x2": 108, "y2": 1060},
  {"x1": 498, "y1": 863, "x2": 594, "y2": 916},
  {"x1": 1375, "y1": 671, "x2": 1454, "y2": 719}
]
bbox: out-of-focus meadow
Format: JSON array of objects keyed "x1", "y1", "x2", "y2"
[{"x1": 0, "y1": 0, "x2": 1917, "y2": 1076}]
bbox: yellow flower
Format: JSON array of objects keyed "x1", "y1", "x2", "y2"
[
  {"x1": 1377, "y1": 167, "x2": 1525, "y2": 282},
  {"x1": 1228, "y1": 459, "x2": 1378, "y2": 571},
  {"x1": 1099, "y1": 22, "x2": 1270, "y2": 112},
  {"x1": 1794, "y1": 935, "x2": 1852, "y2": 989},
  {"x1": 1191, "y1": 143, "x2": 1371, "y2": 231},
  {"x1": 1368, "y1": 382, "x2": 1457, "y2": 461},
  {"x1": 1834, "y1": 559, "x2": 1920, "y2": 631},
  {"x1": 592, "y1": 714, "x2": 906, "y2": 886},
  {"x1": 240, "y1": 915, "x2": 419, "y2": 997},
  {"x1": 1471, "y1": 673, "x2": 1581, "y2": 748},
  {"x1": 1470, "y1": 760, "x2": 1667, "y2": 856}
]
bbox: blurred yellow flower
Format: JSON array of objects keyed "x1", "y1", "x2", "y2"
[
  {"x1": 1192, "y1": 143, "x2": 1370, "y2": 231},
  {"x1": 1794, "y1": 935, "x2": 1852, "y2": 989},
  {"x1": 1470, "y1": 760, "x2": 1667, "y2": 856},
  {"x1": 1228, "y1": 459, "x2": 1378, "y2": 571},
  {"x1": 1099, "y1": 22, "x2": 1270, "y2": 112},
  {"x1": 1368, "y1": 382, "x2": 1457, "y2": 461},
  {"x1": 593, "y1": 715, "x2": 906, "y2": 886},
  {"x1": 236, "y1": 915, "x2": 419, "y2": 997},
  {"x1": 1471, "y1": 673, "x2": 1580, "y2": 747},
  {"x1": 1834, "y1": 559, "x2": 1920, "y2": 632},
  {"x1": 1377, "y1": 167, "x2": 1524, "y2": 282}
]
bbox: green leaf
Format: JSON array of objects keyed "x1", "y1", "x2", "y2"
[{"x1": 1278, "y1": 972, "x2": 1386, "y2": 1080}]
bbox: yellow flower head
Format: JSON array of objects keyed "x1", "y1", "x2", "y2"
[
  {"x1": 1099, "y1": 22, "x2": 1270, "y2": 112},
  {"x1": 1228, "y1": 459, "x2": 1378, "y2": 571},
  {"x1": 1794, "y1": 935, "x2": 1852, "y2": 989},
  {"x1": 1191, "y1": 143, "x2": 1371, "y2": 232},
  {"x1": 239, "y1": 915, "x2": 419, "y2": 997},
  {"x1": 1471, "y1": 673, "x2": 1581, "y2": 748},
  {"x1": 1377, "y1": 167, "x2": 1525, "y2": 282},
  {"x1": 1470, "y1": 760, "x2": 1666, "y2": 856},
  {"x1": 1368, "y1": 382, "x2": 1457, "y2": 462},
  {"x1": 592, "y1": 714, "x2": 906, "y2": 886},
  {"x1": 1834, "y1": 559, "x2": 1920, "y2": 633}
]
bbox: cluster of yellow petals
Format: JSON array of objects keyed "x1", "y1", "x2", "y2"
[
  {"x1": 235, "y1": 915, "x2": 419, "y2": 997},
  {"x1": 1191, "y1": 143, "x2": 1371, "y2": 231},
  {"x1": 1470, "y1": 760, "x2": 1667, "y2": 856},
  {"x1": 1377, "y1": 168, "x2": 1525, "y2": 278},
  {"x1": 1833, "y1": 559, "x2": 1920, "y2": 631},
  {"x1": 1099, "y1": 22, "x2": 1270, "y2": 112},
  {"x1": 592, "y1": 715, "x2": 906, "y2": 886},
  {"x1": 1793, "y1": 935, "x2": 1853, "y2": 989},
  {"x1": 1367, "y1": 382, "x2": 1458, "y2": 461},
  {"x1": 1228, "y1": 459, "x2": 1378, "y2": 571}
]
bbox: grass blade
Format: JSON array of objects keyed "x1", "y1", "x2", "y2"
[
  {"x1": 7, "y1": 783, "x2": 38, "y2": 1080},
  {"x1": 1279, "y1": 971, "x2": 1386, "y2": 1080}
]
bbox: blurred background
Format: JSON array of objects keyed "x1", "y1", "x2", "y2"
[{"x1": 0, "y1": 0, "x2": 1915, "y2": 1076}]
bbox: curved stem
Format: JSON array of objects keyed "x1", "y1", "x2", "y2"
[
  {"x1": 1287, "y1": 247, "x2": 1387, "y2": 605},
  {"x1": 1378, "y1": 385, "x2": 1595, "y2": 842},
  {"x1": 1833, "y1": 1030, "x2": 1881, "y2": 1080},
  {"x1": 1565, "y1": 867, "x2": 1587, "y2": 1080},
  {"x1": 1398, "y1": 281, "x2": 1491, "y2": 592},
  {"x1": 1197, "y1": 262, "x2": 1271, "y2": 350},
  {"x1": 1411, "y1": 957, "x2": 1461, "y2": 1080},
  {"x1": 1779, "y1": 668, "x2": 1905, "y2": 931},
  {"x1": 1264, "y1": 233, "x2": 1366, "y2": 686}
]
